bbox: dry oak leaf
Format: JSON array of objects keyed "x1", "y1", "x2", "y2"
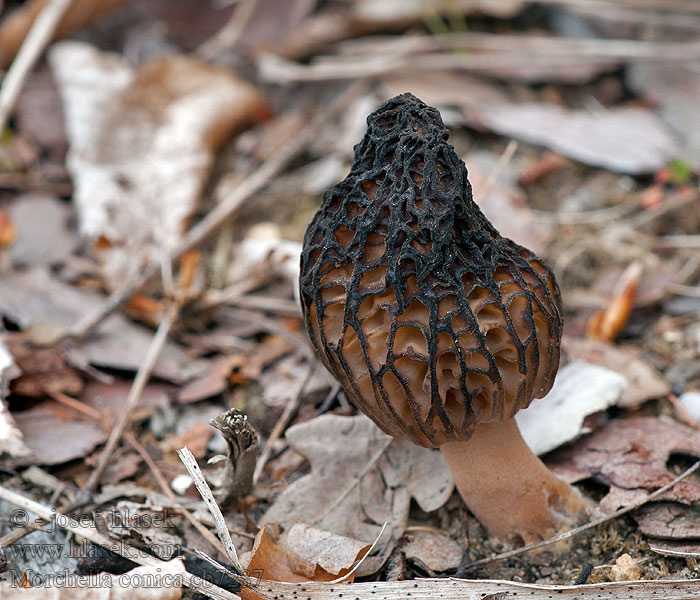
[
  {"x1": 548, "y1": 416, "x2": 700, "y2": 514},
  {"x1": 0, "y1": 557, "x2": 185, "y2": 599},
  {"x1": 403, "y1": 528, "x2": 463, "y2": 572},
  {"x1": 259, "y1": 414, "x2": 453, "y2": 576},
  {"x1": 241, "y1": 524, "x2": 369, "y2": 600},
  {"x1": 473, "y1": 103, "x2": 679, "y2": 174},
  {"x1": 634, "y1": 502, "x2": 700, "y2": 540},
  {"x1": 48, "y1": 41, "x2": 268, "y2": 287},
  {"x1": 9, "y1": 402, "x2": 107, "y2": 467},
  {"x1": 5, "y1": 334, "x2": 82, "y2": 399}
]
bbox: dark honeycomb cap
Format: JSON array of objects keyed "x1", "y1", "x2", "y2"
[{"x1": 300, "y1": 93, "x2": 562, "y2": 447}]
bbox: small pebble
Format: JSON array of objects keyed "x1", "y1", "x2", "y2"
[
  {"x1": 171, "y1": 473, "x2": 193, "y2": 495},
  {"x1": 610, "y1": 553, "x2": 642, "y2": 582}
]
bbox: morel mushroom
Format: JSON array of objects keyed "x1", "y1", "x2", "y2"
[{"x1": 300, "y1": 93, "x2": 586, "y2": 545}]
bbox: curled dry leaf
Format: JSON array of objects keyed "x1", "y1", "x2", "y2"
[
  {"x1": 0, "y1": 557, "x2": 185, "y2": 599},
  {"x1": 586, "y1": 262, "x2": 642, "y2": 342},
  {"x1": 48, "y1": 41, "x2": 267, "y2": 286},
  {"x1": 562, "y1": 337, "x2": 670, "y2": 408},
  {"x1": 472, "y1": 103, "x2": 680, "y2": 174},
  {"x1": 515, "y1": 361, "x2": 627, "y2": 456},
  {"x1": 242, "y1": 524, "x2": 369, "y2": 600},
  {"x1": 259, "y1": 415, "x2": 453, "y2": 576},
  {"x1": 0, "y1": 208, "x2": 17, "y2": 248},
  {"x1": 549, "y1": 417, "x2": 700, "y2": 514},
  {"x1": 177, "y1": 355, "x2": 244, "y2": 404},
  {"x1": 5, "y1": 334, "x2": 83, "y2": 399},
  {"x1": 9, "y1": 402, "x2": 107, "y2": 467}
]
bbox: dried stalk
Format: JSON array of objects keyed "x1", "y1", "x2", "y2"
[{"x1": 0, "y1": 0, "x2": 74, "y2": 131}]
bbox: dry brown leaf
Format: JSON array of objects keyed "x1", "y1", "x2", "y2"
[
  {"x1": 0, "y1": 0, "x2": 129, "y2": 69},
  {"x1": 66, "y1": 315, "x2": 208, "y2": 384},
  {"x1": 403, "y1": 529, "x2": 462, "y2": 572},
  {"x1": 48, "y1": 41, "x2": 268, "y2": 287},
  {"x1": 126, "y1": 295, "x2": 166, "y2": 327},
  {"x1": 549, "y1": 417, "x2": 700, "y2": 514},
  {"x1": 240, "y1": 335, "x2": 295, "y2": 381},
  {"x1": 634, "y1": 502, "x2": 700, "y2": 540},
  {"x1": 259, "y1": 414, "x2": 453, "y2": 576},
  {"x1": 562, "y1": 337, "x2": 670, "y2": 408},
  {"x1": 0, "y1": 557, "x2": 185, "y2": 598},
  {"x1": 222, "y1": 0, "x2": 317, "y2": 54},
  {"x1": 164, "y1": 421, "x2": 213, "y2": 458},
  {"x1": 177, "y1": 355, "x2": 244, "y2": 404},
  {"x1": 472, "y1": 103, "x2": 680, "y2": 174},
  {"x1": 81, "y1": 381, "x2": 173, "y2": 424},
  {"x1": 6, "y1": 334, "x2": 83, "y2": 399},
  {"x1": 242, "y1": 524, "x2": 368, "y2": 600},
  {"x1": 517, "y1": 151, "x2": 570, "y2": 187},
  {"x1": 10, "y1": 402, "x2": 107, "y2": 467}
]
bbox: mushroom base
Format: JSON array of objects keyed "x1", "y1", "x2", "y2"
[{"x1": 440, "y1": 417, "x2": 586, "y2": 546}]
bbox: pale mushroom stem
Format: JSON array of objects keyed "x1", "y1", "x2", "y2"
[{"x1": 440, "y1": 417, "x2": 586, "y2": 545}]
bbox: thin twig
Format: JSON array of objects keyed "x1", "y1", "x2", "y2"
[
  {"x1": 123, "y1": 431, "x2": 232, "y2": 556},
  {"x1": 472, "y1": 139, "x2": 518, "y2": 201},
  {"x1": 253, "y1": 365, "x2": 314, "y2": 484},
  {"x1": 46, "y1": 390, "x2": 102, "y2": 421},
  {"x1": 78, "y1": 302, "x2": 179, "y2": 501},
  {"x1": 225, "y1": 294, "x2": 300, "y2": 316},
  {"x1": 65, "y1": 80, "x2": 368, "y2": 342},
  {"x1": 650, "y1": 545, "x2": 700, "y2": 558},
  {"x1": 668, "y1": 283, "x2": 700, "y2": 298},
  {"x1": 0, "y1": 0, "x2": 74, "y2": 131},
  {"x1": 465, "y1": 457, "x2": 700, "y2": 569},
  {"x1": 198, "y1": 0, "x2": 260, "y2": 59},
  {"x1": 177, "y1": 447, "x2": 244, "y2": 574},
  {"x1": 329, "y1": 521, "x2": 388, "y2": 584}
]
